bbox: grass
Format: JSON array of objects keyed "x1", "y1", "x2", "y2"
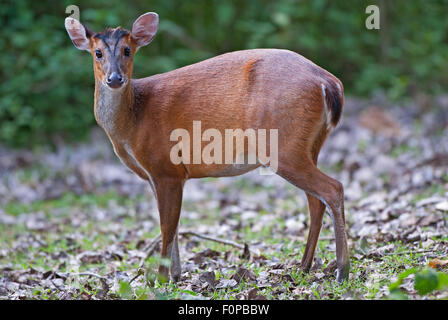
[
  {"x1": 3, "y1": 191, "x2": 142, "y2": 216},
  {"x1": 121, "y1": 238, "x2": 433, "y2": 300},
  {"x1": 411, "y1": 184, "x2": 446, "y2": 205},
  {"x1": 1, "y1": 180, "x2": 446, "y2": 300},
  {"x1": 389, "y1": 144, "x2": 421, "y2": 159}
]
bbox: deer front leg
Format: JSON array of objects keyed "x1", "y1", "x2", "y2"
[
  {"x1": 170, "y1": 229, "x2": 181, "y2": 281},
  {"x1": 153, "y1": 177, "x2": 184, "y2": 282}
]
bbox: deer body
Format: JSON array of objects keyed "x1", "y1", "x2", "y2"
[
  {"x1": 96, "y1": 49, "x2": 340, "y2": 179},
  {"x1": 65, "y1": 13, "x2": 349, "y2": 283}
]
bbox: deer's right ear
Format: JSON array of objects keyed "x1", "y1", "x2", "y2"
[{"x1": 65, "y1": 18, "x2": 90, "y2": 51}]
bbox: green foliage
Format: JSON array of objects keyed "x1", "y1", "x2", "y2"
[
  {"x1": 414, "y1": 269, "x2": 443, "y2": 295},
  {"x1": 388, "y1": 267, "x2": 448, "y2": 299},
  {"x1": 2, "y1": 0, "x2": 448, "y2": 147},
  {"x1": 118, "y1": 281, "x2": 133, "y2": 300}
]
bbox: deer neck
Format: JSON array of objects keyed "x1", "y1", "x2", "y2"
[{"x1": 94, "y1": 80, "x2": 136, "y2": 142}]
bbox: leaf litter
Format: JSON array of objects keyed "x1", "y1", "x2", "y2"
[{"x1": 0, "y1": 97, "x2": 447, "y2": 299}]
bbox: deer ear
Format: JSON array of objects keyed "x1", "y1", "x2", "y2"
[
  {"x1": 65, "y1": 18, "x2": 90, "y2": 51},
  {"x1": 131, "y1": 12, "x2": 159, "y2": 47}
]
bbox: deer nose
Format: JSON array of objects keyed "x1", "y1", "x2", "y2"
[{"x1": 106, "y1": 72, "x2": 124, "y2": 88}]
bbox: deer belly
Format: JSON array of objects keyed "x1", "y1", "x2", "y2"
[{"x1": 188, "y1": 162, "x2": 261, "y2": 178}]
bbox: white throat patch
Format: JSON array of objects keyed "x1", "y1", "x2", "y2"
[{"x1": 96, "y1": 82, "x2": 127, "y2": 135}]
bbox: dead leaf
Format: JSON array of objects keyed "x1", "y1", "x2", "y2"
[
  {"x1": 216, "y1": 279, "x2": 237, "y2": 289},
  {"x1": 231, "y1": 266, "x2": 256, "y2": 284},
  {"x1": 281, "y1": 274, "x2": 294, "y2": 283},
  {"x1": 77, "y1": 251, "x2": 104, "y2": 265},
  {"x1": 199, "y1": 271, "x2": 216, "y2": 289},
  {"x1": 310, "y1": 257, "x2": 323, "y2": 271},
  {"x1": 241, "y1": 243, "x2": 250, "y2": 260},
  {"x1": 435, "y1": 201, "x2": 448, "y2": 212},
  {"x1": 191, "y1": 248, "x2": 220, "y2": 265},
  {"x1": 268, "y1": 269, "x2": 284, "y2": 275},
  {"x1": 292, "y1": 287, "x2": 312, "y2": 299},
  {"x1": 323, "y1": 260, "x2": 337, "y2": 276},
  {"x1": 358, "y1": 106, "x2": 402, "y2": 137},
  {"x1": 314, "y1": 272, "x2": 325, "y2": 279},
  {"x1": 247, "y1": 287, "x2": 266, "y2": 300},
  {"x1": 417, "y1": 214, "x2": 442, "y2": 227},
  {"x1": 429, "y1": 258, "x2": 448, "y2": 270}
]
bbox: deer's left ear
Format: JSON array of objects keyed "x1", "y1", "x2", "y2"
[
  {"x1": 131, "y1": 12, "x2": 159, "y2": 48},
  {"x1": 65, "y1": 18, "x2": 90, "y2": 51}
]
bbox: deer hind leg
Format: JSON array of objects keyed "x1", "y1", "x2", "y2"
[
  {"x1": 301, "y1": 130, "x2": 327, "y2": 272},
  {"x1": 277, "y1": 156, "x2": 349, "y2": 282},
  {"x1": 301, "y1": 193, "x2": 326, "y2": 271},
  {"x1": 153, "y1": 177, "x2": 184, "y2": 282}
]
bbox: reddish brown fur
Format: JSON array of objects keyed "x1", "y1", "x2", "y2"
[{"x1": 67, "y1": 19, "x2": 349, "y2": 282}]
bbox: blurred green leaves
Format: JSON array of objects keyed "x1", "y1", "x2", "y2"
[
  {"x1": 388, "y1": 267, "x2": 448, "y2": 299},
  {"x1": 1, "y1": 0, "x2": 447, "y2": 147}
]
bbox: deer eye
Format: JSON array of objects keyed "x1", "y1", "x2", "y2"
[
  {"x1": 95, "y1": 49, "x2": 103, "y2": 59},
  {"x1": 124, "y1": 47, "x2": 131, "y2": 57}
]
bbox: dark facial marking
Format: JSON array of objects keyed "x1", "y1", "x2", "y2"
[
  {"x1": 93, "y1": 27, "x2": 131, "y2": 84},
  {"x1": 94, "y1": 27, "x2": 130, "y2": 54}
]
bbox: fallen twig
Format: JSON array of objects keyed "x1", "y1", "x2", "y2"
[
  {"x1": 129, "y1": 268, "x2": 145, "y2": 284},
  {"x1": 381, "y1": 249, "x2": 435, "y2": 256},
  {"x1": 141, "y1": 234, "x2": 162, "y2": 253},
  {"x1": 138, "y1": 234, "x2": 162, "y2": 268},
  {"x1": 138, "y1": 230, "x2": 260, "y2": 266},
  {"x1": 134, "y1": 231, "x2": 261, "y2": 284},
  {"x1": 179, "y1": 231, "x2": 258, "y2": 254},
  {"x1": 403, "y1": 153, "x2": 448, "y2": 174},
  {"x1": 71, "y1": 272, "x2": 108, "y2": 280}
]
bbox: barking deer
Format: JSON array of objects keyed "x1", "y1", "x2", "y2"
[{"x1": 65, "y1": 12, "x2": 349, "y2": 282}]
